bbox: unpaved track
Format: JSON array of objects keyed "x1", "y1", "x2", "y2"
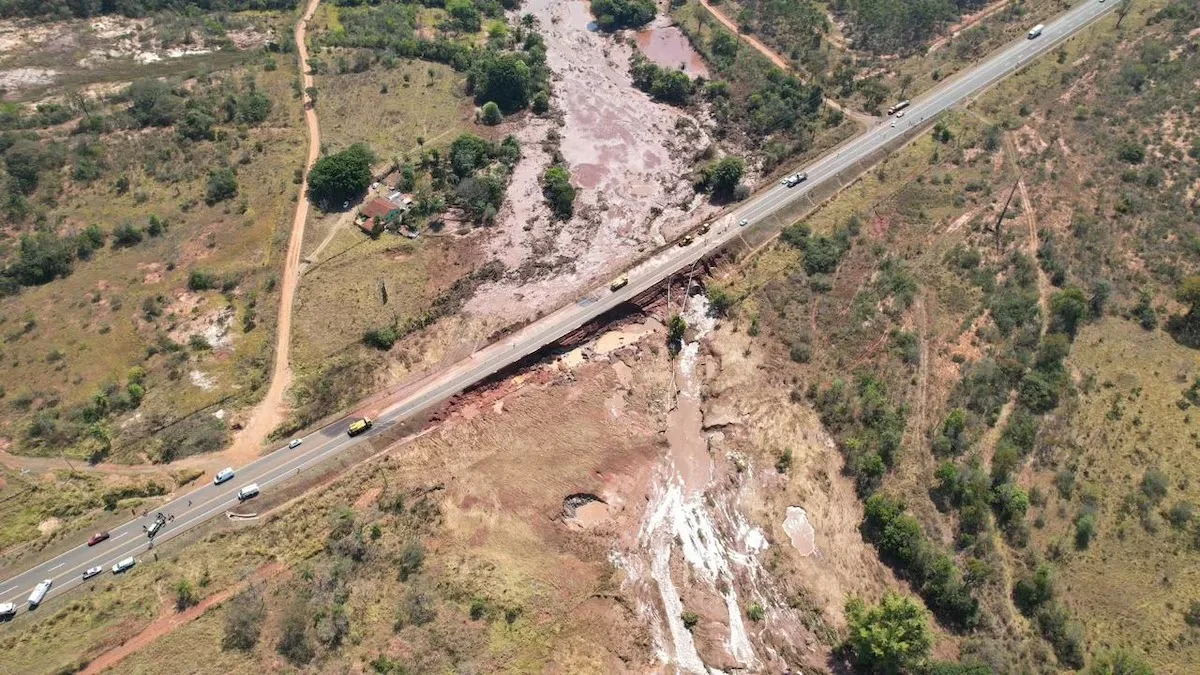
[
  {"x1": 695, "y1": 0, "x2": 874, "y2": 125},
  {"x1": 227, "y1": 0, "x2": 323, "y2": 462}
]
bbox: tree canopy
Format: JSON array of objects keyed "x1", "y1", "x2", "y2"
[
  {"x1": 590, "y1": 0, "x2": 656, "y2": 31},
  {"x1": 307, "y1": 143, "x2": 375, "y2": 208},
  {"x1": 845, "y1": 592, "x2": 933, "y2": 674}
]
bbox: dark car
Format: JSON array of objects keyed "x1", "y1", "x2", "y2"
[{"x1": 87, "y1": 531, "x2": 110, "y2": 546}]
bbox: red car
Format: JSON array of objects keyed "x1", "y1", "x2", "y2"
[{"x1": 87, "y1": 531, "x2": 110, "y2": 546}]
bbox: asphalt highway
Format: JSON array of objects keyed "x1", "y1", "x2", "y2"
[{"x1": 0, "y1": 0, "x2": 1116, "y2": 619}]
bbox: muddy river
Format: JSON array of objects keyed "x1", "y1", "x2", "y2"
[{"x1": 634, "y1": 24, "x2": 709, "y2": 79}]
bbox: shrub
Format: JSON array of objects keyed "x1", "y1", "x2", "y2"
[
  {"x1": 111, "y1": 222, "x2": 144, "y2": 249},
  {"x1": 277, "y1": 603, "x2": 315, "y2": 665},
  {"x1": 1088, "y1": 649, "x2": 1154, "y2": 675},
  {"x1": 206, "y1": 167, "x2": 239, "y2": 205},
  {"x1": 844, "y1": 593, "x2": 933, "y2": 674},
  {"x1": 480, "y1": 101, "x2": 502, "y2": 125},
  {"x1": 223, "y1": 587, "x2": 266, "y2": 650},
  {"x1": 541, "y1": 165, "x2": 576, "y2": 220},
  {"x1": 1141, "y1": 467, "x2": 1170, "y2": 504},
  {"x1": 531, "y1": 90, "x2": 549, "y2": 114},
  {"x1": 746, "y1": 603, "x2": 764, "y2": 621},
  {"x1": 681, "y1": 610, "x2": 699, "y2": 630},
  {"x1": 174, "y1": 579, "x2": 198, "y2": 611},
  {"x1": 398, "y1": 540, "x2": 425, "y2": 581},
  {"x1": 1074, "y1": 510, "x2": 1096, "y2": 549},
  {"x1": 363, "y1": 325, "x2": 399, "y2": 350},
  {"x1": 188, "y1": 269, "x2": 218, "y2": 291}
]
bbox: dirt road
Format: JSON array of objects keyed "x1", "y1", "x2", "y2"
[
  {"x1": 226, "y1": 0, "x2": 323, "y2": 462},
  {"x1": 695, "y1": 0, "x2": 874, "y2": 125}
]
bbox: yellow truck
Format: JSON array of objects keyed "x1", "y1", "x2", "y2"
[
  {"x1": 610, "y1": 277, "x2": 629, "y2": 291},
  {"x1": 347, "y1": 418, "x2": 373, "y2": 437}
]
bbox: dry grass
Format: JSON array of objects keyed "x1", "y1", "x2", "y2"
[
  {"x1": 313, "y1": 59, "x2": 475, "y2": 162},
  {"x1": 1025, "y1": 319, "x2": 1200, "y2": 672}
]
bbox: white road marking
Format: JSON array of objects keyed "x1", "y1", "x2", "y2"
[{"x1": 48, "y1": 563, "x2": 64, "y2": 572}]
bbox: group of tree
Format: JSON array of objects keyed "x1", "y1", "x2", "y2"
[
  {"x1": 541, "y1": 165, "x2": 576, "y2": 220},
  {"x1": 780, "y1": 220, "x2": 854, "y2": 276},
  {"x1": 811, "y1": 374, "x2": 908, "y2": 496},
  {"x1": 630, "y1": 56, "x2": 693, "y2": 105},
  {"x1": 0, "y1": 0, "x2": 299, "y2": 20},
  {"x1": 693, "y1": 156, "x2": 746, "y2": 202},
  {"x1": 833, "y1": 0, "x2": 990, "y2": 55},
  {"x1": 590, "y1": 0, "x2": 656, "y2": 31}
]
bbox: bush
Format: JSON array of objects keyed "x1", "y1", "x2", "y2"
[
  {"x1": 480, "y1": 101, "x2": 502, "y2": 125},
  {"x1": 206, "y1": 167, "x2": 238, "y2": 205},
  {"x1": 1088, "y1": 649, "x2": 1154, "y2": 675},
  {"x1": 307, "y1": 143, "x2": 374, "y2": 207},
  {"x1": 174, "y1": 579, "x2": 198, "y2": 611},
  {"x1": 363, "y1": 325, "x2": 399, "y2": 350},
  {"x1": 746, "y1": 603, "x2": 764, "y2": 621},
  {"x1": 541, "y1": 165, "x2": 576, "y2": 220},
  {"x1": 1117, "y1": 140, "x2": 1145, "y2": 164},
  {"x1": 1141, "y1": 467, "x2": 1170, "y2": 504},
  {"x1": 681, "y1": 610, "x2": 699, "y2": 630},
  {"x1": 111, "y1": 222, "x2": 144, "y2": 249},
  {"x1": 398, "y1": 540, "x2": 425, "y2": 581},
  {"x1": 1074, "y1": 510, "x2": 1096, "y2": 549},
  {"x1": 531, "y1": 90, "x2": 549, "y2": 114},
  {"x1": 277, "y1": 603, "x2": 315, "y2": 665},
  {"x1": 707, "y1": 156, "x2": 744, "y2": 201},
  {"x1": 222, "y1": 587, "x2": 265, "y2": 650},
  {"x1": 844, "y1": 593, "x2": 933, "y2": 674},
  {"x1": 1013, "y1": 563, "x2": 1054, "y2": 614},
  {"x1": 188, "y1": 269, "x2": 218, "y2": 291},
  {"x1": 398, "y1": 590, "x2": 437, "y2": 628},
  {"x1": 1049, "y1": 287, "x2": 1089, "y2": 338}
]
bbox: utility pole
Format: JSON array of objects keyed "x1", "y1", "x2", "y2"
[{"x1": 994, "y1": 177, "x2": 1022, "y2": 251}]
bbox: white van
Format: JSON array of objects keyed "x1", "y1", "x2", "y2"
[
  {"x1": 237, "y1": 483, "x2": 260, "y2": 501},
  {"x1": 28, "y1": 579, "x2": 51, "y2": 607},
  {"x1": 1028, "y1": 24, "x2": 1045, "y2": 39},
  {"x1": 112, "y1": 557, "x2": 136, "y2": 574},
  {"x1": 214, "y1": 467, "x2": 235, "y2": 485},
  {"x1": 0, "y1": 601, "x2": 16, "y2": 619}
]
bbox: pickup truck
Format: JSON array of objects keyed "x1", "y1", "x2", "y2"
[{"x1": 0, "y1": 602, "x2": 15, "y2": 619}]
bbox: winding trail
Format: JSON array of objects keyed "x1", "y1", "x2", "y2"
[{"x1": 226, "y1": 0, "x2": 323, "y2": 462}]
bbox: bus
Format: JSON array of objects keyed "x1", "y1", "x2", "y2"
[{"x1": 887, "y1": 100, "x2": 911, "y2": 116}]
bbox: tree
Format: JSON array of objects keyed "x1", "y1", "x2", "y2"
[
  {"x1": 235, "y1": 90, "x2": 272, "y2": 125},
  {"x1": 111, "y1": 222, "x2": 144, "y2": 248},
  {"x1": 307, "y1": 143, "x2": 374, "y2": 207},
  {"x1": 844, "y1": 592, "x2": 933, "y2": 674},
  {"x1": 127, "y1": 79, "x2": 183, "y2": 128},
  {"x1": 447, "y1": 0, "x2": 481, "y2": 32},
  {"x1": 541, "y1": 165, "x2": 576, "y2": 220},
  {"x1": 667, "y1": 314, "x2": 687, "y2": 356},
  {"x1": 470, "y1": 52, "x2": 533, "y2": 113},
  {"x1": 532, "y1": 90, "x2": 550, "y2": 114},
  {"x1": 5, "y1": 140, "x2": 46, "y2": 194},
  {"x1": 206, "y1": 167, "x2": 239, "y2": 205},
  {"x1": 398, "y1": 540, "x2": 425, "y2": 581},
  {"x1": 480, "y1": 101, "x2": 503, "y2": 125},
  {"x1": 708, "y1": 156, "x2": 745, "y2": 201},
  {"x1": 177, "y1": 105, "x2": 216, "y2": 141},
  {"x1": 1049, "y1": 287, "x2": 1089, "y2": 338},
  {"x1": 1013, "y1": 563, "x2": 1055, "y2": 614}
]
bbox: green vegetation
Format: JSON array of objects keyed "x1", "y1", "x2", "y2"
[
  {"x1": 833, "y1": 0, "x2": 991, "y2": 55},
  {"x1": 590, "y1": 0, "x2": 656, "y2": 31},
  {"x1": 694, "y1": 155, "x2": 746, "y2": 203},
  {"x1": 541, "y1": 165, "x2": 576, "y2": 220},
  {"x1": 630, "y1": 54, "x2": 693, "y2": 105},
  {"x1": 844, "y1": 592, "x2": 933, "y2": 674},
  {"x1": 307, "y1": 143, "x2": 376, "y2": 209}
]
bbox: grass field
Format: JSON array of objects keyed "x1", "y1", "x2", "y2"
[
  {"x1": 1027, "y1": 319, "x2": 1200, "y2": 672},
  {"x1": 0, "y1": 53, "x2": 307, "y2": 463},
  {"x1": 313, "y1": 59, "x2": 474, "y2": 164}
]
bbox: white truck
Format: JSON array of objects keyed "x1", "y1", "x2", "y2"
[
  {"x1": 28, "y1": 579, "x2": 52, "y2": 608},
  {"x1": 0, "y1": 601, "x2": 15, "y2": 619},
  {"x1": 1027, "y1": 24, "x2": 1045, "y2": 39},
  {"x1": 237, "y1": 483, "x2": 260, "y2": 501}
]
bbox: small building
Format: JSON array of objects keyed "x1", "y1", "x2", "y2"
[{"x1": 357, "y1": 198, "x2": 401, "y2": 235}]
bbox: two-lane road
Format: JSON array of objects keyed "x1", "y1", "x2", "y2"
[{"x1": 0, "y1": 0, "x2": 1117, "y2": 618}]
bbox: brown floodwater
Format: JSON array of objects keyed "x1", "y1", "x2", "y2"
[{"x1": 634, "y1": 25, "x2": 709, "y2": 79}]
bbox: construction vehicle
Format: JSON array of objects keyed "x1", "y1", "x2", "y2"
[
  {"x1": 887, "y1": 100, "x2": 911, "y2": 115},
  {"x1": 348, "y1": 418, "x2": 373, "y2": 437},
  {"x1": 610, "y1": 277, "x2": 629, "y2": 292}
]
